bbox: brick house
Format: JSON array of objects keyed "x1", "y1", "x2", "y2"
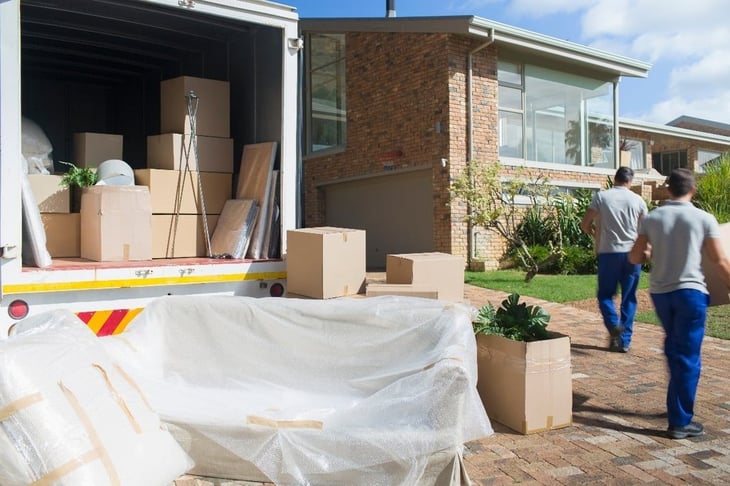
[{"x1": 298, "y1": 15, "x2": 670, "y2": 270}]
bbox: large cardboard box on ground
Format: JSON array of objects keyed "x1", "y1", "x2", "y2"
[
  {"x1": 365, "y1": 283, "x2": 440, "y2": 299},
  {"x1": 72, "y1": 132, "x2": 123, "y2": 169},
  {"x1": 134, "y1": 169, "x2": 231, "y2": 214},
  {"x1": 160, "y1": 76, "x2": 230, "y2": 138},
  {"x1": 80, "y1": 186, "x2": 152, "y2": 261},
  {"x1": 152, "y1": 214, "x2": 219, "y2": 258},
  {"x1": 27, "y1": 174, "x2": 70, "y2": 213},
  {"x1": 41, "y1": 213, "x2": 80, "y2": 257},
  {"x1": 287, "y1": 227, "x2": 366, "y2": 299},
  {"x1": 386, "y1": 252, "x2": 465, "y2": 302},
  {"x1": 703, "y1": 222, "x2": 730, "y2": 306},
  {"x1": 147, "y1": 133, "x2": 234, "y2": 173},
  {"x1": 476, "y1": 333, "x2": 572, "y2": 434}
]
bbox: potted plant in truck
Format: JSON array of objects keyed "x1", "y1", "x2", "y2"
[
  {"x1": 473, "y1": 293, "x2": 572, "y2": 434},
  {"x1": 59, "y1": 161, "x2": 98, "y2": 212}
]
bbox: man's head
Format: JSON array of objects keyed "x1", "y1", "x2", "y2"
[
  {"x1": 614, "y1": 166, "x2": 634, "y2": 186},
  {"x1": 667, "y1": 168, "x2": 696, "y2": 198}
]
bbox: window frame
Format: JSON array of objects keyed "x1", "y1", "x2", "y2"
[{"x1": 303, "y1": 33, "x2": 347, "y2": 156}]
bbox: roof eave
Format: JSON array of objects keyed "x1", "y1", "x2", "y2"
[
  {"x1": 299, "y1": 16, "x2": 651, "y2": 79},
  {"x1": 620, "y1": 118, "x2": 730, "y2": 146}
]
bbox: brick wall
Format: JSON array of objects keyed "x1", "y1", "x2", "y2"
[
  {"x1": 303, "y1": 32, "x2": 450, "y2": 230},
  {"x1": 302, "y1": 31, "x2": 670, "y2": 271}
]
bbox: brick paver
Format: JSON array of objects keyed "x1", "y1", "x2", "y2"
[
  {"x1": 176, "y1": 284, "x2": 730, "y2": 485},
  {"x1": 462, "y1": 285, "x2": 730, "y2": 485}
]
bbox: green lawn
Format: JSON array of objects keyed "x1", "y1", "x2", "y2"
[{"x1": 466, "y1": 270, "x2": 729, "y2": 340}]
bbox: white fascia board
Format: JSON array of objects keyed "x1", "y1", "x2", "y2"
[{"x1": 471, "y1": 17, "x2": 651, "y2": 78}]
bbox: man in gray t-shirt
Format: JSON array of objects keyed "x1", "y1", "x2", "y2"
[
  {"x1": 630, "y1": 168, "x2": 730, "y2": 440},
  {"x1": 581, "y1": 167, "x2": 648, "y2": 353}
]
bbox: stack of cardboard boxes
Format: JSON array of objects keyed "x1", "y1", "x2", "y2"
[
  {"x1": 137, "y1": 75, "x2": 234, "y2": 258},
  {"x1": 286, "y1": 226, "x2": 465, "y2": 302},
  {"x1": 30, "y1": 132, "x2": 124, "y2": 259}
]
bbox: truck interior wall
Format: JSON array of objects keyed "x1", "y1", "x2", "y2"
[
  {"x1": 20, "y1": 0, "x2": 284, "y2": 173},
  {"x1": 230, "y1": 27, "x2": 283, "y2": 171}
]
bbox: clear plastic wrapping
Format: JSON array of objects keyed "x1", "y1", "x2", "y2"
[
  {"x1": 101, "y1": 295, "x2": 494, "y2": 485},
  {"x1": 0, "y1": 310, "x2": 192, "y2": 486}
]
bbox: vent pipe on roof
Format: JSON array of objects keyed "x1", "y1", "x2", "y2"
[{"x1": 386, "y1": 0, "x2": 396, "y2": 18}]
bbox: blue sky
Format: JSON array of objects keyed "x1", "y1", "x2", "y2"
[{"x1": 286, "y1": 0, "x2": 730, "y2": 127}]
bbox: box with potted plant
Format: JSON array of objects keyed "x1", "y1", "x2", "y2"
[{"x1": 474, "y1": 293, "x2": 572, "y2": 434}]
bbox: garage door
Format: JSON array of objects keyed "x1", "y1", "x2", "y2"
[{"x1": 325, "y1": 169, "x2": 434, "y2": 269}]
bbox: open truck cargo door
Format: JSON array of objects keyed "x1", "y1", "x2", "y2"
[{"x1": 0, "y1": 0, "x2": 301, "y2": 332}]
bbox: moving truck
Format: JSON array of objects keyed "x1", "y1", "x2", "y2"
[{"x1": 0, "y1": 0, "x2": 301, "y2": 335}]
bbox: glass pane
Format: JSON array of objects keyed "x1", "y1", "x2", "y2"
[
  {"x1": 524, "y1": 65, "x2": 613, "y2": 166},
  {"x1": 307, "y1": 34, "x2": 346, "y2": 153},
  {"x1": 499, "y1": 85, "x2": 522, "y2": 110},
  {"x1": 499, "y1": 111, "x2": 523, "y2": 158},
  {"x1": 498, "y1": 61, "x2": 522, "y2": 85},
  {"x1": 698, "y1": 149, "x2": 721, "y2": 172}
]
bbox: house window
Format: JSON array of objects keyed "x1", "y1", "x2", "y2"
[
  {"x1": 304, "y1": 33, "x2": 346, "y2": 155},
  {"x1": 498, "y1": 61, "x2": 615, "y2": 167},
  {"x1": 697, "y1": 149, "x2": 722, "y2": 172},
  {"x1": 620, "y1": 138, "x2": 646, "y2": 169},
  {"x1": 652, "y1": 150, "x2": 688, "y2": 176}
]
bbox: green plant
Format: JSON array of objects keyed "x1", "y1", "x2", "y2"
[
  {"x1": 59, "y1": 161, "x2": 98, "y2": 188},
  {"x1": 694, "y1": 152, "x2": 730, "y2": 223},
  {"x1": 473, "y1": 293, "x2": 551, "y2": 342}
]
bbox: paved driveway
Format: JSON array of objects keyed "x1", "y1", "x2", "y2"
[{"x1": 464, "y1": 285, "x2": 730, "y2": 485}]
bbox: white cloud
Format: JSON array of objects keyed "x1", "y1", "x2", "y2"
[{"x1": 498, "y1": 0, "x2": 730, "y2": 123}]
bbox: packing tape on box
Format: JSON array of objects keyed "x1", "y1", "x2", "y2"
[
  {"x1": 247, "y1": 415, "x2": 323, "y2": 430},
  {"x1": 481, "y1": 347, "x2": 572, "y2": 373}
]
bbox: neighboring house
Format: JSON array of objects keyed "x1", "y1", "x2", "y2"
[
  {"x1": 298, "y1": 15, "x2": 662, "y2": 270},
  {"x1": 619, "y1": 118, "x2": 730, "y2": 175}
]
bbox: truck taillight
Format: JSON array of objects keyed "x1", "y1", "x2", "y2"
[
  {"x1": 270, "y1": 283, "x2": 284, "y2": 297},
  {"x1": 8, "y1": 300, "x2": 29, "y2": 320}
]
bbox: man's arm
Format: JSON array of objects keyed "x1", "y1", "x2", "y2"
[
  {"x1": 629, "y1": 235, "x2": 651, "y2": 265},
  {"x1": 703, "y1": 237, "x2": 730, "y2": 289},
  {"x1": 580, "y1": 208, "x2": 598, "y2": 235}
]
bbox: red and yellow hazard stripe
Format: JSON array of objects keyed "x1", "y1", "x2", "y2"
[{"x1": 76, "y1": 309, "x2": 143, "y2": 337}]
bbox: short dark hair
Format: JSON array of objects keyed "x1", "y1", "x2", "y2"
[
  {"x1": 614, "y1": 166, "x2": 634, "y2": 184},
  {"x1": 667, "y1": 168, "x2": 695, "y2": 197}
]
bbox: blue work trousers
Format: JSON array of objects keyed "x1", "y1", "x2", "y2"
[
  {"x1": 597, "y1": 252, "x2": 642, "y2": 347},
  {"x1": 651, "y1": 289, "x2": 708, "y2": 428}
]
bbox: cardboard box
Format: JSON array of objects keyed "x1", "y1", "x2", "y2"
[
  {"x1": 28, "y1": 174, "x2": 70, "y2": 213},
  {"x1": 152, "y1": 214, "x2": 219, "y2": 258},
  {"x1": 703, "y1": 222, "x2": 730, "y2": 306},
  {"x1": 386, "y1": 252, "x2": 465, "y2": 302},
  {"x1": 160, "y1": 76, "x2": 230, "y2": 138},
  {"x1": 134, "y1": 169, "x2": 231, "y2": 214},
  {"x1": 287, "y1": 227, "x2": 366, "y2": 299},
  {"x1": 41, "y1": 213, "x2": 80, "y2": 257},
  {"x1": 365, "y1": 283, "x2": 440, "y2": 299},
  {"x1": 147, "y1": 133, "x2": 233, "y2": 173},
  {"x1": 476, "y1": 333, "x2": 572, "y2": 434},
  {"x1": 80, "y1": 186, "x2": 152, "y2": 261},
  {"x1": 72, "y1": 133, "x2": 123, "y2": 169}
]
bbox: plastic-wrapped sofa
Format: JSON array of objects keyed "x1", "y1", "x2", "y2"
[{"x1": 102, "y1": 295, "x2": 493, "y2": 485}]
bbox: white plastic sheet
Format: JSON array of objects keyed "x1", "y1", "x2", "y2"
[
  {"x1": 102, "y1": 295, "x2": 493, "y2": 485},
  {"x1": 21, "y1": 117, "x2": 53, "y2": 174},
  {"x1": 0, "y1": 310, "x2": 192, "y2": 486}
]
